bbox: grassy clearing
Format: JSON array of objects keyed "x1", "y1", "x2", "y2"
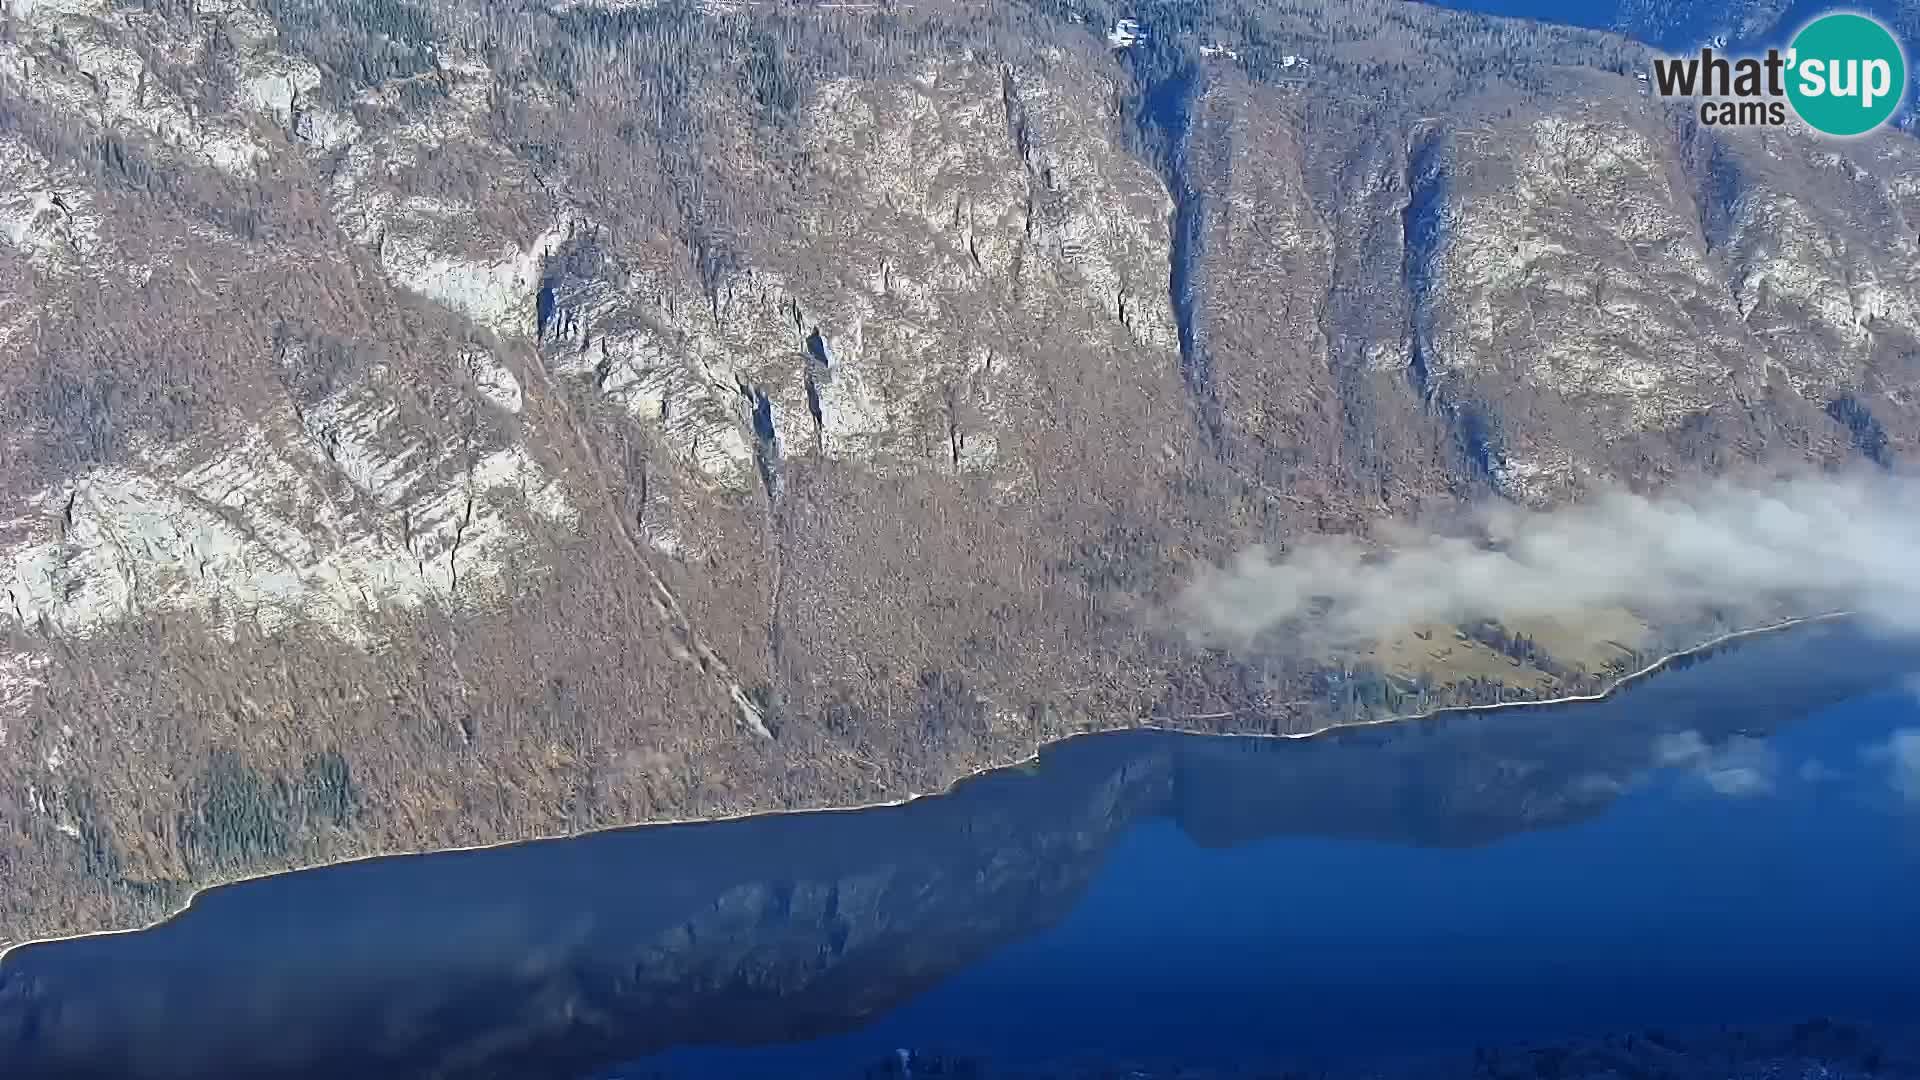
[{"x1": 1353, "y1": 606, "x2": 1653, "y2": 693}]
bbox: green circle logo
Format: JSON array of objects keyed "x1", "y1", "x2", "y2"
[{"x1": 1786, "y1": 13, "x2": 1907, "y2": 136}]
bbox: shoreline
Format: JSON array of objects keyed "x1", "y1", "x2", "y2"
[{"x1": 0, "y1": 610, "x2": 1852, "y2": 963}]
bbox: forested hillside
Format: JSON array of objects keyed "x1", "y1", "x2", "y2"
[{"x1": 0, "y1": 0, "x2": 1913, "y2": 942}]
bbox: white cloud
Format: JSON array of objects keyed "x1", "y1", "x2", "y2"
[
  {"x1": 1568, "y1": 772, "x2": 1630, "y2": 798},
  {"x1": 1701, "y1": 764, "x2": 1773, "y2": 797},
  {"x1": 1178, "y1": 469, "x2": 1920, "y2": 649},
  {"x1": 1798, "y1": 758, "x2": 1843, "y2": 784},
  {"x1": 1697, "y1": 736, "x2": 1779, "y2": 798},
  {"x1": 1653, "y1": 730, "x2": 1709, "y2": 766},
  {"x1": 1879, "y1": 729, "x2": 1920, "y2": 802},
  {"x1": 1652, "y1": 730, "x2": 1777, "y2": 797}
]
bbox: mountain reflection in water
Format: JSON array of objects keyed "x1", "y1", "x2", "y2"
[{"x1": 3, "y1": 620, "x2": 1919, "y2": 1080}]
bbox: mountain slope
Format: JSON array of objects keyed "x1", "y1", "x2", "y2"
[{"x1": 0, "y1": 0, "x2": 1914, "y2": 942}]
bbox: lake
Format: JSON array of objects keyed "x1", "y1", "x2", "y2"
[{"x1": 2, "y1": 619, "x2": 1918, "y2": 1079}]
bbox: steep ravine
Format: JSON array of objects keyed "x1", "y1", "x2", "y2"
[{"x1": 1131, "y1": 57, "x2": 1222, "y2": 446}]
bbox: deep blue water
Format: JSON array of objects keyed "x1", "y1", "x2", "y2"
[
  {"x1": 2, "y1": 620, "x2": 1917, "y2": 1080},
  {"x1": 651, "y1": 683, "x2": 1920, "y2": 1078}
]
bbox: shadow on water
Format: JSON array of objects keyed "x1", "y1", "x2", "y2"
[{"x1": 2, "y1": 620, "x2": 1918, "y2": 1079}]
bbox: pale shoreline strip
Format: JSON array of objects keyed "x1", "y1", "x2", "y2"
[{"x1": 0, "y1": 610, "x2": 1855, "y2": 963}]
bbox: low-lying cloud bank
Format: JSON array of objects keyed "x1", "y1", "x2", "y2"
[{"x1": 1179, "y1": 469, "x2": 1920, "y2": 649}]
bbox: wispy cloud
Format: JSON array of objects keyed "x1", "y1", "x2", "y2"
[
  {"x1": 1700, "y1": 763, "x2": 1774, "y2": 798},
  {"x1": 1880, "y1": 729, "x2": 1920, "y2": 802},
  {"x1": 1653, "y1": 730, "x2": 1710, "y2": 766},
  {"x1": 1178, "y1": 470, "x2": 1920, "y2": 649},
  {"x1": 1701, "y1": 736, "x2": 1778, "y2": 798},
  {"x1": 1650, "y1": 729, "x2": 1777, "y2": 797},
  {"x1": 1797, "y1": 759, "x2": 1843, "y2": 784}
]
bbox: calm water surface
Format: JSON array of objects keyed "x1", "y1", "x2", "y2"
[
  {"x1": 2, "y1": 621, "x2": 1917, "y2": 1079},
  {"x1": 666, "y1": 681, "x2": 1920, "y2": 1077}
]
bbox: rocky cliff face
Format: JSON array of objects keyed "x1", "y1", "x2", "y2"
[{"x1": 0, "y1": 0, "x2": 1914, "y2": 942}]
